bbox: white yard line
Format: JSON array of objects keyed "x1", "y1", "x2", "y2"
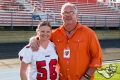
[
  {"x1": 0, "y1": 68, "x2": 20, "y2": 80},
  {"x1": 103, "y1": 59, "x2": 120, "y2": 64}
]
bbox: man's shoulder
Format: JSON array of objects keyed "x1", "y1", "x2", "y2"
[
  {"x1": 50, "y1": 27, "x2": 62, "y2": 41},
  {"x1": 80, "y1": 24, "x2": 94, "y2": 32},
  {"x1": 52, "y1": 27, "x2": 61, "y2": 34}
]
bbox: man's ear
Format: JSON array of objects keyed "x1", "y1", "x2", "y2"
[{"x1": 76, "y1": 13, "x2": 78, "y2": 18}]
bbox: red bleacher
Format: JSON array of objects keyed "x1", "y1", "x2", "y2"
[
  {"x1": 0, "y1": 0, "x2": 26, "y2": 11},
  {"x1": 67, "y1": 0, "x2": 97, "y2": 3},
  {"x1": 0, "y1": 0, "x2": 120, "y2": 30}
]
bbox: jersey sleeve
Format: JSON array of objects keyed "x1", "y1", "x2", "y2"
[
  {"x1": 89, "y1": 31, "x2": 103, "y2": 68},
  {"x1": 18, "y1": 46, "x2": 33, "y2": 63}
]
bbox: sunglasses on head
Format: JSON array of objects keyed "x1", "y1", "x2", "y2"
[
  {"x1": 41, "y1": 21, "x2": 51, "y2": 25},
  {"x1": 38, "y1": 21, "x2": 52, "y2": 28}
]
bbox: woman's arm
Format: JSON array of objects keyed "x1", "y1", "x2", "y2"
[{"x1": 20, "y1": 61, "x2": 29, "y2": 80}]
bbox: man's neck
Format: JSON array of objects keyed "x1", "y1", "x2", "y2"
[
  {"x1": 64, "y1": 22, "x2": 78, "y2": 36},
  {"x1": 64, "y1": 22, "x2": 77, "y2": 31}
]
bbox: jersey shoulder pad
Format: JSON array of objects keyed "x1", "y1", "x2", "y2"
[{"x1": 26, "y1": 45, "x2": 30, "y2": 48}]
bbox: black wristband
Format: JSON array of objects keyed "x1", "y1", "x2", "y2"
[{"x1": 84, "y1": 73, "x2": 91, "y2": 79}]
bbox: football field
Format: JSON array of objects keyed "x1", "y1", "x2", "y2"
[
  {"x1": 0, "y1": 60, "x2": 119, "y2": 80},
  {"x1": 0, "y1": 39, "x2": 120, "y2": 80},
  {"x1": 0, "y1": 68, "x2": 20, "y2": 80}
]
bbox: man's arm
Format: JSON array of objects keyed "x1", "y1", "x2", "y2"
[
  {"x1": 80, "y1": 67, "x2": 96, "y2": 80},
  {"x1": 29, "y1": 36, "x2": 40, "y2": 51},
  {"x1": 80, "y1": 30, "x2": 103, "y2": 80},
  {"x1": 85, "y1": 67, "x2": 96, "y2": 77}
]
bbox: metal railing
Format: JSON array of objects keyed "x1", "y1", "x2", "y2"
[
  {"x1": 0, "y1": 12, "x2": 120, "y2": 30},
  {"x1": 79, "y1": 14, "x2": 120, "y2": 29}
]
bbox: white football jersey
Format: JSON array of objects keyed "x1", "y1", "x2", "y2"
[{"x1": 18, "y1": 41, "x2": 59, "y2": 80}]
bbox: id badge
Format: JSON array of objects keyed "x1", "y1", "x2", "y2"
[{"x1": 64, "y1": 48, "x2": 70, "y2": 59}]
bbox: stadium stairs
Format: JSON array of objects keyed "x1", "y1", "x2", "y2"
[{"x1": 15, "y1": 0, "x2": 34, "y2": 12}]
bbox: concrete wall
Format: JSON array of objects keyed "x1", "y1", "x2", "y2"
[
  {"x1": 95, "y1": 30, "x2": 120, "y2": 40},
  {"x1": 0, "y1": 30, "x2": 120, "y2": 43},
  {"x1": 0, "y1": 31, "x2": 36, "y2": 43}
]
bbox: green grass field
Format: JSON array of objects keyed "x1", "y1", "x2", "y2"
[{"x1": 95, "y1": 60, "x2": 120, "y2": 80}]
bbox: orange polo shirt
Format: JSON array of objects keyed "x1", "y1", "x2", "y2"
[{"x1": 50, "y1": 22, "x2": 103, "y2": 80}]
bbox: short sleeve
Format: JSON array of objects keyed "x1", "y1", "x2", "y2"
[{"x1": 18, "y1": 46, "x2": 33, "y2": 63}]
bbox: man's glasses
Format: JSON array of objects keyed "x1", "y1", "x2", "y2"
[{"x1": 62, "y1": 11, "x2": 75, "y2": 16}]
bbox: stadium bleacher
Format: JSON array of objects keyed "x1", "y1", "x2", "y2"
[
  {"x1": 0, "y1": 0, "x2": 26, "y2": 11},
  {"x1": 0, "y1": 0, "x2": 120, "y2": 30}
]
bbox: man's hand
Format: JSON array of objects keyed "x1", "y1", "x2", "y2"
[{"x1": 29, "y1": 36, "x2": 40, "y2": 51}]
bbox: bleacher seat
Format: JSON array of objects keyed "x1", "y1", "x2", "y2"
[{"x1": 0, "y1": 0, "x2": 120, "y2": 30}]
